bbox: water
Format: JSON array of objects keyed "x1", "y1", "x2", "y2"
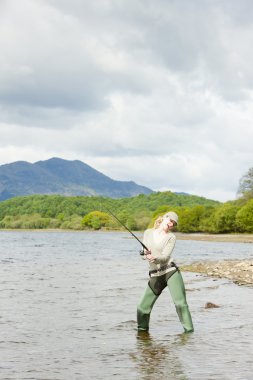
[{"x1": 0, "y1": 231, "x2": 252, "y2": 380}]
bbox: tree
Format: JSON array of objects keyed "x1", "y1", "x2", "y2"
[
  {"x1": 237, "y1": 167, "x2": 253, "y2": 200},
  {"x1": 177, "y1": 205, "x2": 206, "y2": 233},
  {"x1": 212, "y1": 203, "x2": 240, "y2": 233},
  {"x1": 81, "y1": 211, "x2": 111, "y2": 230},
  {"x1": 235, "y1": 199, "x2": 253, "y2": 232}
]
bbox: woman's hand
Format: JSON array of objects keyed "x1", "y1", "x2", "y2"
[{"x1": 145, "y1": 250, "x2": 156, "y2": 262}]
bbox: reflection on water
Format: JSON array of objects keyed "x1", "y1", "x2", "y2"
[
  {"x1": 133, "y1": 331, "x2": 190, "y2": 380},
  {"x1": 0, "y1": 231, "x2": 252, "y2": 380}
]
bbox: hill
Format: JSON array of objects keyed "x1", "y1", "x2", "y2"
[{"x1": 0, "y1": 157, "x2": 153, "y2": 200}]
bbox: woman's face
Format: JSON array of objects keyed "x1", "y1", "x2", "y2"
[{"x1": 161, "y1": 214, "x2": 176, "y2": 231}]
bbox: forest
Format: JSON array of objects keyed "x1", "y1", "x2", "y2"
[
  {"x1": 0, "y1": 167, "x2": 252, "y2": 233},
  {"x1": 0, "y1": 188, "x2": 252, "y2": 233}
]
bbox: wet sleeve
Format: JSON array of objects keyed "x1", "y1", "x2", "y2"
[{"x1": 153, "y1": 235, "x2": 176, "y2": 264}]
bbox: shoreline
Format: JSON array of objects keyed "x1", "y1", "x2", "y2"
[
  {"x1": 182, "y1": 260, "x2": 253, "y2": 286},
  {"x1": 176, "y1": 233, "x2": 253, "y2": 286},
  {"x1": 175, "y1": 232, "x2": 253, "y2": 243}
]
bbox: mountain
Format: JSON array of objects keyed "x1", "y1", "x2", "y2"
[{"x1": 0, "y1": 157, "x2": 153, "y2": 201}]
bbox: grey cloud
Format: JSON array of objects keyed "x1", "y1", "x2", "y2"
[
  {"x1": 1, "y1": 0, "x2": 253, "y2": 201},
  {"x1": 2, "y1": 0, "x2": 253, "y2": 118},
  {"x1": 0, "y1": 0, "x2": 151, "y2": 121},
  {"x1": 109, "y1": 0, "x2": 253, "y2": 101}
]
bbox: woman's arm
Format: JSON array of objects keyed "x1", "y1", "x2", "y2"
[
  {"x1": 153, "y1": 235, "x2": 176, "y2": 264},
  {"x1": 142, "y1": 229, "x2": 155, "y2": 261}
]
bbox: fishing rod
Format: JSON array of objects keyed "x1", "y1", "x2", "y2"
[{"x1": 104, "y1": 207, "x2": 148, "y2": 255}]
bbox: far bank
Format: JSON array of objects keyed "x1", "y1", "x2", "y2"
[{"x1": 175, "y1": 232, "x2": 253, "y2": 243}]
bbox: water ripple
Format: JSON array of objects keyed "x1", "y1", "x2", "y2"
[{"x1": 0, "y1": 231, "x2": 252, "y2": 379}]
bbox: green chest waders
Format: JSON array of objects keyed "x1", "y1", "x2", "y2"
[{"x1": 137, "y1": 268, "x2": 194, "y2": 333}]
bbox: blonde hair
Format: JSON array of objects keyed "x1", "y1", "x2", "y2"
[{"x1": 154, "y1": 216, "x2": 163, "y2": 229}]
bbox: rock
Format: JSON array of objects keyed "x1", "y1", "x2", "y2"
[
  {"x1": 182, "y1": 260, "x2": 253, "y2": 286},
  {"x1": 205, "y1": 302, "x2": 220, "y2": 309}
]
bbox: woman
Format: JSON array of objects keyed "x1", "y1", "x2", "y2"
[{"x1": 137, "y1": 211, "x2": 194, "y2": 333}]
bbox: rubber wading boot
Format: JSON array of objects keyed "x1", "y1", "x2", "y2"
[
  {"x1": 175, "y1": 304, "x2": 194, "y2": 333},
  {"x1": 166, "y1": 271, "x2": 194, "y2": 333},
  {"x1": 137, "y1": 285, "x2": 158, "y2": 331}
]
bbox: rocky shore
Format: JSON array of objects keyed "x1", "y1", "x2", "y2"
[
  {"x1": 176, "y1": 233, "x2": 253, "y2": 286},
  {"x1": 182, "y1": 260, "x2": 253, "y2": 286}
]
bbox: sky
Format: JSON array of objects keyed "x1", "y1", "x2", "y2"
[{"x1": 1, "y1": 0, "x2": 253, "y2": 202}]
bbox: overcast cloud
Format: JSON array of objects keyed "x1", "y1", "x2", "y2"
[{"x1": 1, "y1": 0, "x2": 253, "y2": 201}]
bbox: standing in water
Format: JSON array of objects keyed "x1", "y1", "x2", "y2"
[{"x1": 137, "y1": 211, "x2": 194, "y2": 333}]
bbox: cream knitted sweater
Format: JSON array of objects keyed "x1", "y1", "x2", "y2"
[{"x1": 142, "y1": 228, "x2": 176, "y2": 272}]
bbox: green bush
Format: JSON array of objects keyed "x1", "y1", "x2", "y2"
[
  {"x1": 236, "y1": 199, "x2": 253, "y2": 232},
  {"x1": 61, "y1": 215, "x2": 83, "y2": 230},
  {"x1": 177, "y1": 206, "x2": 207, "y2": 233},
  {"x1": 212, "y1": 203, "x2": 240, "y2": 233},
  {"x1": 0, "y1": 214, "x2": 51, "y2": 229},
  {"x1": 81, "y1": 211, "x2": 111, "y2": 230}
]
